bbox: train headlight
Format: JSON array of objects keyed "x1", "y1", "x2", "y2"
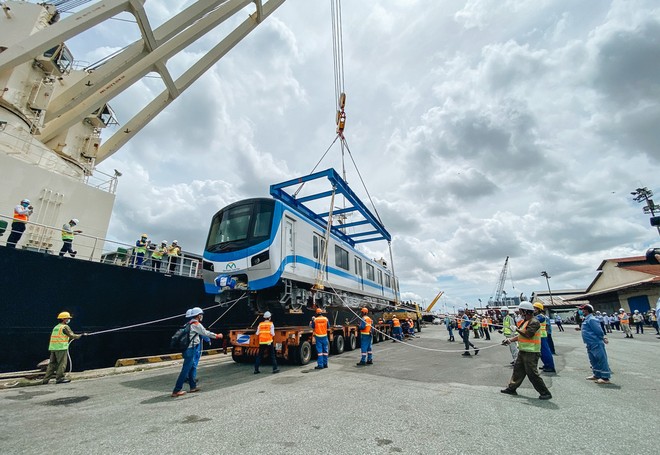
[
  {"x1": 251, "y1": 250, "x2": 270, "y2": 266},
  {"x1": 203, "y1": 260, "x2": 214, "y2": 271}
]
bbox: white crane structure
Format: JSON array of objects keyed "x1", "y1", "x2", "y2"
[{"x1": 0, "y1": 0, "x2": 284, "y2": 255}]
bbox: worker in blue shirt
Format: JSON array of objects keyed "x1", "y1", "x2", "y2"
[
  {"x1": 533, "y1": 302, "x2": 555, "y2": 373},
  {"x1": 458, "y1": 309, "x2": 479, "y2": 357},
  {"x1": 578, "y1": 304, "x2": 611, "y2": 384}
]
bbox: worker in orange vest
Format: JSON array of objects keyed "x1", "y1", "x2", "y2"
[
  {"x1": 356, "y1": 308, "x2": 373, "y2": 366},
  {"x1": 254, "y1": 311, "x2": 280, "y2": 374},
  {"x1": 618, "y1": 308, "x2": 633, "y2": 338},
  {"x1": 391, "y1": 316, "x2": 402, "y2": 342},
  {"x1": 6, "y1": 198, "x2": 33, "y2": 248},
  {"x1": 311, "y1": 308, "x2": 329, "y2": 370},
  {"x1": 481, "y1": 316, "x2": 491, "y2": 340}
]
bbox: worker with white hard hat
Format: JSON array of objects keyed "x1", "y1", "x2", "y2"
[
  {"x1": 6, "y1": 198, "x2": 34, "y2": 248},
  {"x1": 59, "y1": 218, "x2": 82, "y2": 258},
  {"x1": 254, "y1": 311, "x2": 279, "y2": 374},
  {"x1": 501, "y1": 301, "x2": 552, "y2": 400},
  {"x1": 151, "y1": 240, "x2": 168, "y2": 273},
  {"x1": 618, "y1": 308, "x2": 633, "y2": 338},
  {"x1": 578, "y1": 304, "x2": 612, "y2": 384},
  {"x1": 499, "y1": 306, "x2": 518, "y2": 365},
  {"x1": 172, "y1": 307, "x2": 223, "y2": 397},
  {"x1": 632, "y1": 309, "x2": 644, "y2": 335}
]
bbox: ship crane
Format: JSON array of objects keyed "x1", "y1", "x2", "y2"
[{"x1": 488, "y1": 256, "x2": 512, "y2": 306}]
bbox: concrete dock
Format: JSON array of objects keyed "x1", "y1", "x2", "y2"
[{"x1": 1, "y1": 325, "x2": 658, "y2": 454}]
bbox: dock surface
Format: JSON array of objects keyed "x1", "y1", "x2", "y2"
[{"x1": 2, "y1": 325, "x2": 658, "y2": 454}]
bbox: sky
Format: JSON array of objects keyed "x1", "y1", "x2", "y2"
[{"x1": 59, "y1": 0, "x2": 660, "y2": 311}]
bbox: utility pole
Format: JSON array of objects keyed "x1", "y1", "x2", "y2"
[
  {"x1": 541, "y1": 271, "x2": 554, "y2": 307},
  {"x1": 631, "y1": 187, "x2": 660, "y2": 236}
]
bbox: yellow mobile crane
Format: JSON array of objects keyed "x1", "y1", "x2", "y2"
[{"x1": 426, "y1": 291, "x2": 444, "y2": 313}]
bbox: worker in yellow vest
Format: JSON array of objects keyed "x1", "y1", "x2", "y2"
[
  {"x1": 167, "y1": 240, "x2": 182, "y2": 274},
  {"x1": 254, "y1": 311, "x2": 280, "y2": 374},
  {"x1": 133, "y1": 233, "x2": 149, "y2": 268},
  {"x1": 6, "y1": 198, "x2": 33, "y2": 248},
  {"x1": 151, "y1": 240, "x2": 168, "y2": 272},
  {"x1": 59, "y1": 218, "x2": 82, "y2": 257},
  {"x1": 311, "y1": 308, "x2": 329, "y2": 370},
  {"x1": 501, "y1": 302, "x2": 552, "y2": 400},
  {"x1": 42, "y1": 312, "x2": 85, "y2": 384}
]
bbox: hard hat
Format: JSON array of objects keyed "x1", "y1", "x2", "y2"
[
  {"x1": 141, "y1": 233, "x2": 148, "y2": 238},
  {"x1": 21, "y1": 199, "x2": 30, "y2": 205},
  {"x1": 185, "y1": 309, "x2": 192, "y2": 318},
  {"x1": 618, "y1": 308, "x2": 624, "y2": 313},
  {"x1": 57, "y1": 311, "x2": 72, "y2": 319},
  {"x1": 361, "y1": 308, "x2": 368, "y2": 314},
  {"x1": 596, "y1": 311, "x2": 601, "y2": 314},
  {"x1": 172, "y1": 240, "x2": 178, "y2": 244},
  {"x1": 264, "y1": 311, "x2": 272, "y2": 319},
  {"x1": 519, "y1": 302, "x2": 535, "y2": 312},
  {"x1": 71, "y1": 218, "x2": 79, "y2": 225},
  {"x1": 162, "y1": 240, "x2": 167, "y2": 245},
  {"x1": 634, "y1": 309, "x2": 639, "y2": 313},
  {"x1": 500, "y1": 306, "x2": 509, "y2": 312},
  {"x1": 189, "y1": 307, "x2": 204, "y2": 317},
  {"x1": 315, "y1": 308, "x2": 322, "y2": 314},
  {"x1": 533, "y1": 302, "x2": 544, "y2": 311}
]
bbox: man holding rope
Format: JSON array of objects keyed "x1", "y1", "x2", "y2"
[{"x1": 42, "y1": 312, "x2": 85, "y2": 384}]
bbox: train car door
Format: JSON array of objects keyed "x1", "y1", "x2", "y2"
[
  {"x1": 283, "y1": 217, "x2": 296, "y2": 270},
  {"x1": 354, "y1": 256, "x2": 364, "y2": 290}
]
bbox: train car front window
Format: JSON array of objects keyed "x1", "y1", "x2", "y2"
[{"x1": 206, "y1": 200, "x2": 274, "y2": 253}]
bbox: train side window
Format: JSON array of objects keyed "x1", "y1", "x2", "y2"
[
  {"x1": 385, "y1": 274, "x2": 391, "y2": 288},
  {"x1": 366, "y1": 263, "x2": 375, "y2": 281},
  {"x1": 313, "y1": 236, "x2": 319, "y2": 259},
  {"x1": 335, "y1": 245, "x2": 349, "y2": 270},
  {"x1": 377, "y1": 270, "x2": 383, "y2": 285},
  {"x1": 354, "y1": 257, "x2": 363, "y2": 277}
]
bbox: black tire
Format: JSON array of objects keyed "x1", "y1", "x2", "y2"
[
  {"x1": 345, "y1": 333, "x2": 357, "y2": 351},
  {"x1": 298, "y1": 340, "x2": 312, "y2": 365},
  {"x1": 231, "y1": 349, "x2": 250, "y2": 363},
  {"x1": 332, "y1": 334, "x2": 345, "y2": 355}
]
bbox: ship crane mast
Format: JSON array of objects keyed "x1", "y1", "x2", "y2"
[{"x1": 489, "y1": 256, "x2": 510, "y2": 306}]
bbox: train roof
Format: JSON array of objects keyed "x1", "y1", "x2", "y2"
[{"x1": 270, "y1": 168, "x2": 391, "y2": 247}]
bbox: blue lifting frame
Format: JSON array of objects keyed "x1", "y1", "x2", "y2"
[{"x1": 269, "y1": 168, "x2": 391, "y2": 247}]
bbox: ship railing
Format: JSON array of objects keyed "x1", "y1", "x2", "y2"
[{"x1": 0, "y1": 214, "x2": 201, "y2": 279}]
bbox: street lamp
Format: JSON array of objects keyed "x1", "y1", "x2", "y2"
[
  {"x1": 631, "y1": 187, "x2": 660, "y2": 236},
  {"x1": 541, "y1": 271, "x2": 554, "y2": 307}
]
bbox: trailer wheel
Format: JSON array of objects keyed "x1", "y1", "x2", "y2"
[
  {"x1": 298, "y1": 340, "x2": 312, "y2": 365},
  {"x1": 345, "y1": 333, "x2": 357, "y2": 351},
  {"x1": 332, "y1": 334, "x2": 345, "y2": 355},
  {"x1": 231, "y1": 349, "x2": 249, "y2": 363}
]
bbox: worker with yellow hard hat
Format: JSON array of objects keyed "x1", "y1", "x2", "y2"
[
  {"x1": 310, "y1": 308, "x2": 330, "y2": 370},
  {"x1": 533, "y1": 301, "x2": 555, "y2": 373},
  {"x1": 42, "y1": 311, "x2": 86, "y2": 385}
]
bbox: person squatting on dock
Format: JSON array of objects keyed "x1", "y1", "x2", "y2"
[
  {"x1": 356, "y1": 308, "x2": 373, "y2": 366},
  {"x1": 459, "y1": 309, "x2": 479, "y2": 357},
  {"x1": 6, "y1": 198, "x2": 33, "y2": 248},
  {"x1": 59, "y1": 218, "x2": 81, "y2": 257},
  {"x1": 172, "y1": 307, "x2": 222, "y2": 397},
  {"x1": 578, "y1": 304, "x2": 611, "y2": 384},
  {"x1": 311, "y1": 308, "x2": 329, "y2": 370},
  {"x1": 501, "y1": 301, "x2": 552, "y2": 400},
  {"x1": 254, "y1": 311, "x2": 280, "y2": 374},
  {"x1": 42, "y1": 312, "x2": 85, "y2": 384}
]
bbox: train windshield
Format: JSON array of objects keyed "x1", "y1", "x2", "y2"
[{"x1": 206, "y1": 200, "x2": 274, "y2": 253}]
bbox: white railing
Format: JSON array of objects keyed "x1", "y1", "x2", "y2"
[{"x1": 0, "y1": 213, "x2": 201, "y2": 278}]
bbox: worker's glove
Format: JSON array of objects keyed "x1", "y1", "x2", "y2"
[
  {"x1": 501, "y1": 339, "x2": 510, "y2": 346},
  {"x1": 82, "y1": 333, "x2": 89, "y2": 336}
]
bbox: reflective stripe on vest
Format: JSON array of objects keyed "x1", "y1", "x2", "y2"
[
  {"x1": 518, "y1": 321, "x2": 541, "y2": 353},
  {"x1": 360, "y1": 316, "x2": 372, "y2": 335},
  {"x1": 258, "y1": 321, "x2": 273, "y2": 344},
  {"x1": 620, "y1": 314, "x2": 629, "y2": 324},
  {"x1": 313, "y1": 316, "x2": 328, "y2": 337},
  {"x1": 152, "y1": 247, "x2": 166, "y2": 260},
  {"x1": 48, "y1": 324, "x2": 69, "y2": 351},
  {"x1": 539, "y1": 320, "x2": 547, "y2": 338},
  {"x1": 61, "y1": 225, "x2": 74, "y2": 240},
  {"x1": 13, "y1": 209, "x2": 28, "y2": 222},
  {"x1": 392, "y1": 318, "x2": 400, "y2": 327},
  {"x1": 503, "y1": 316, "x2": 513, "y2": 335},
  {"x1": 136, "y1": 240, "x2": 147, "y2": 254}
]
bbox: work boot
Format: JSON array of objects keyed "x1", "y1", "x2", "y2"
[
  {"x1": 356, "y1": 361, "x2": 366, "y2": 366},
  {"x1": 474, "y1": 348, "x2": 480, "y2": 356},
  {"x1": 55, "y1": 379, "x2": 71, "y2": 384},
  {"x1": 462, "y1": 352, "x2": 471, "y2": 357},
  {"x1": 500, "y1": 388, "x2": 518, "y2": 395},
  {"x1": 323, "y1": 365, "x2": 328, "y2": 368},
  {"x1": 254, "y1": 370, "x2": 260, "y2": 374},
  {"x1": 314, "y1": 366, "x2": 324, "y2": 370},
  {"x1": 538, "y1": 393, "x2": 552, "y2": 400},
  {"x1": 366, "y1": 360, "x2": 373, "y2": 365},
  {"x1": 272, "y1": 369, "x2": 280, "y2": 374}
]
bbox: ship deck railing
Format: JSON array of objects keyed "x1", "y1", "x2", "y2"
[{"x1": 0, "y1": 213, "x2": 201, "y2": 279}]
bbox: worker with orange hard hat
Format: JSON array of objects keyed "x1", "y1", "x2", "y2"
[
  {"x1": 356, "y1": 308, "x2": 373, "y2": 366},
  {"x1": 42, "y1": 311, "x2": 86, "y2": 385},
  {"x1": 310, "y1": 308, "x2": 330, "y2": 370}
]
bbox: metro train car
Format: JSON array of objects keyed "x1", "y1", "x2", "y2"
[{"x1": 202, "y1": 169, "x2": 399, "y2": 314}]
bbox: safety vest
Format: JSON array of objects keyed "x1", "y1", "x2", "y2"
[
  {"x1": 360, "y1": 316, "x2": 372, "y2": 335},
  {"x1": 48, "y1": 323, "x2": 70, "y2": 351},
  {"x1": 503, "y1": 315, "x2": 514, "y2": 336},
  {"x1": 152, "y1": 246, "x2": 167, "y2": 260},
  {"x1": 313, "y1": 316, "x2": 328, "y2": 337},
  {"x1": 61, "y1": 224, "x2": 74, "y2": 240},
  {"x1": 481, "y1": 318, "x2": 489, "y2": 328},
  {"x1": 135, "y1": 240, "x2": 147, "y2": 254},
  {"x1": 517, "y1": 321, "x2": 541, "y2": 353},
  {"x1": 392, "y1": 317, "x2": 400, "y2": 327},
  {"x1": 258, "y1": 321, "x2": 273, "y2": 344},
  {"x1": 537, "y1": 316, "x2": 547, "y2": 338},
  {"x1": 619, "y1": 313, "x2": 629, "y2": 325},
  {"x1": 472, "y1": 319, "x2": 479, "y2": 329},
  {"x1": 168, "y1": 245, "x2": 180, "y2": 257},
  {"x1": 13, "y1": 207, "x2": 28, "y2": 222}
]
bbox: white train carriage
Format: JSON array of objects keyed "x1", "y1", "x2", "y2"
[{"x1": 202, "y1": 169, "x2": 399, "y2": 313}]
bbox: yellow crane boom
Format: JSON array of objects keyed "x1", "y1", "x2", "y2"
[{"x1": 426, "y1": 291, "x2": 444, "y2": 312}]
